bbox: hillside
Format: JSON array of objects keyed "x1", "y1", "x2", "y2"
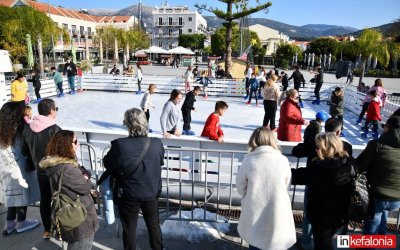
[{"x1": 88, "y1": 5, "x2": 359, "y2": 38}]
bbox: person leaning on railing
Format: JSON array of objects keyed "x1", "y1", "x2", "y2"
[
  {"x1": 236, "y1": 127, "x2": 296, "y2": 250},
  {"x1": 103, "y1": 108, "x2": 165, "y2": 250}
]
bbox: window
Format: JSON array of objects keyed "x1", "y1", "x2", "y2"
[
  {"x1": 188, "y1": 29, "x2": 192, "y2": 33},
  {"x1": 71, "y1": 25, "x2": 77, "y2": 31},
  {"x1": 158, "y1": 17, "x2": 163, "y2": 25},
  {"x1": 169, "y1": 17, "x2": 172, "y2": 25},
  {"x1": 169, "y1": 28, "x2": 173, "y2": 37},
  {"x1": 87, "y1": 27, "x2": 92, "y2": 36},
  {"x1": 80, "y1": 26, "x2": 84, "y2": 34},
  {"x1": 179, "y1": 29, "x2": 182, "y2": 36},
  {"x1": 178, "y1": 17, "x2": 183, "y2": 25},
  {"x1": 158, "y1": 28, "x2": 163, "y2": 35},
  {"x1": 188, "y1": 17, "x2": 192, "y2": 22},
  {"x1": 158, "y1": 40, "x2": 162, "y2": 47},
  {"x1": 169, "y1": 43, "x2": 173, "y2": 49},
  {"x1": 62, "y1": 23, "x2": 68, "y2": 30}
]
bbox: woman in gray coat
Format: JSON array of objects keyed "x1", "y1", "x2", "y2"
[{"x1": 0, "y1": 102, "x2": 40, "y2": 235}]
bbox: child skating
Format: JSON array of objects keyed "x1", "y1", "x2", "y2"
[
  {"x1": 361, "y1": 90, "x2": 381, "y2": 139},
  {"x1": 196, "y1": 70, "x2": 213, "y2": 99}
]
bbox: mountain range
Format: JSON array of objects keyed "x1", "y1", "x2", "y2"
[{"x1": 86, "y1": 4, "x2": 395, "y2": 39}]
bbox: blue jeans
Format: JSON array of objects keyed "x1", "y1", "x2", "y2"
[
  {"x1": 363, "y1": 198, "x2": 400, "y2": 235},
  {"x1": 249, "y1": 245, "x2": 262, "y2": 250},
  {"x1": 302, "y1": 186, "x2": 313, "y2": 244},
  {"x1": 68, "y1": 76, "x2": 76, "y2": 93}
]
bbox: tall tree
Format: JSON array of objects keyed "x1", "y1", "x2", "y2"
[
  {"x1": 347, "y1": 29, "x2": 389, "y2": 83},
  {"x1": 308, "y1": 37, "x2": 340, "y2": 56},
  {"x1": 195, "y1": 0, "x2": 271, "y2": 75},
  {"x1": 0, "y1": 6, "x2": 66, "y2": 73}
]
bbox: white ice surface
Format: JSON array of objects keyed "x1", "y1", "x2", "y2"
[
  {"x1": 160, "y1": 208, "x2": 230, "y2": 242},
  {"x1": 27, "y1": 88, "x2": 369, "y2": 147}
]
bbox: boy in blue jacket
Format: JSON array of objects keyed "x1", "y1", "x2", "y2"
[{"x1": 246, "y1": 73, "x2": 259, "y2": 105}]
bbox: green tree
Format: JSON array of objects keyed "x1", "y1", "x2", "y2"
[
  {"x1": 178, "y1": 34, "x2": 206, "y2": 63},
  {"x1": 346, "y1": 29, "x2": 390, "y2": 83},
  {"x1": 308, "y1": 37, "x2": 340, "y2": 56},
  {"x1": 195, "y1": 0, "x2": 271, "y2": 75},
  {"x1": 0, "y1": 6, "x2": 67, "y2": 73},
  {"x1": 273, "y1": 43, "x2": 303, "y2": 68}
]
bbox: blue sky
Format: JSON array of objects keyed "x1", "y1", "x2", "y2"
[{"x1": 46, "y1": 0, "x2": 399, "y2": 29}]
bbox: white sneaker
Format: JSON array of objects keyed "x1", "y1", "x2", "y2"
[{"x1": 15, "y1": 219, "x2": 39, "y2": 233}]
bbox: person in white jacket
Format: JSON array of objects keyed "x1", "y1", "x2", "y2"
[
  {"x1": 236, "y1": 127, "x2": 296, "y2": 250},
  {"x1": 140, "y1": 84, "x2": 157, "y2": 132}
]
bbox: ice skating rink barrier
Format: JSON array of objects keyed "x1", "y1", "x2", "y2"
[{"x1": 73, "y1": 127, "x2": 367, "y2": 223}]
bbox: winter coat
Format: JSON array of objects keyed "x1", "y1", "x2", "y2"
[
  {"x1": 0, "y1": 136, "x2": 40, "y2": 207},
  {"x1": 363, "y1": 86, "x2": 387, "y2": 106},
  {"x1": 201, "y1": 113, "x2": 224, "y2": 140},
  {"x1": 23, "y1": 115, "x2": 61, "y2": 170},
  {"x1": 39, "y1": 156, "x2": 98, "y2": 242},
  {"x1": 249, "y1": 78, "x2": 259, "y2": 91},
  {"x1": 103, "y1": 136, "x2": 164, "y2": 201},
  {"x1": 27, "y1": 74, "x2": 41, "y2": 89},
  {"x1": 288, "y1": 70, "x2": 305, "y2": 84},
  {"x1": 292, "y1": 156, "x2": 353, "y2": 227},
  {"x1": 236, "y1": 146, "x2": 296, "y2": 250},
  {"x1": 140, "y1": 91, "x2": 153, "y2": 110},
  {"x1": 53, "y1": 71, "x2": 63, "y2": 84},
  {"x1": 181, "y1": 91, "x2": 196, "y2": 111},
  {"x1": 329, "y1": 91, "x2": 344, "y2": 117},
  {"x1": 281, "y1": 74, "x2": 289, "y2": 88},
  {"x1": 315, "y1": 68, "x2": 324, "y2": 84},
  {"x1": 63, "y1": 62, "x2": 77, "y2": 77},
  {"x1": 366, "y1": 98, "x2": 381, "y2": 121},
  {"x1": 356, "y1": 127, "x2": 400, "y2": 200},
  {"x1": 263, "y1": 84, "x2": 281, "y2": 101},
  {"x1": 277, "y1": 98, "x2": 305, "y2": 142},
  {"x1": 11, "y1": 79, "x2": 28, "y2": 102}
]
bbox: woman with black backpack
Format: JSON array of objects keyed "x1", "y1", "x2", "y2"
[{"x1": 39, "y1": 130, "x2": 98, "y2": 249}]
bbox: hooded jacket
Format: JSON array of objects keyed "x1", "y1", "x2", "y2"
[
  {"x1": 277, "y1": 98, "x2": 304, "y2": 142},
  {"x1": 356, "y1": 128, "x2": 400, "y2": 199},
  {"x1": 23, "y1": 115, "x2": 61, "y2": 170},
  {"x1": 292, "y1": 157, "x2": 353, "y2": 227},
  {"x1": 39, "y1": 156, "x2": 98, "y2": 242},
  {"x1": 329, "y1": 91, "x2": 344, "y2": 117}
]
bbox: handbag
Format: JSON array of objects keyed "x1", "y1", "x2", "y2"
[
  {"x1": 97, "y1": 138, "x2": 152, "y2": 224},
  {"x1": 347, "y1": 165, "x2": 369, "y2": 223},
  {"x1": 51, "y1": 166, "x2": 87, "y2": 236}
]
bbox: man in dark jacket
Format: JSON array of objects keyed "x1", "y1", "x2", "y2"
[
  {"x1": 357, "y1": 115, "x2": 400, "y2": 235},
  {"x1": 181, "y1": 86, "x2": 201, "y2": 135},
  {"x1": 27, "y1": 70, "x2": 41, "y2": 103},
  {"x1": 288, "y1": 65, "x2": 305, "y2": 107},
  {"x1": 63, "y1": 57, "x2": 77, "y2": 94},
  {"x1": 311, "y1": 65, "x2": 324, "y2": 105},
  {"x1": 23, "y1": 98, "x2": 61, "y2": 239}
]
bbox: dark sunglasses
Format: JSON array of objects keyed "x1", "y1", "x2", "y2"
[{"x1": 73, "y1": 139, "x2": 78, "y2": 145}]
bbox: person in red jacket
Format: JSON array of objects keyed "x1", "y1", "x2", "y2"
[
  {"x1": 201, "y1": 101, "x2": 229, "y2": 143},
  {"x1": 277, "y1": 89, "x2": 309, "y2": 142},
  {"x1": 361, "y1": 90, "x2": 381, "y2": 139}
]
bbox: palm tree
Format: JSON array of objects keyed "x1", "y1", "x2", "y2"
[
  {"x1": 195, "y1": 1, "x2": 271, "y2": 76},
  {"x1": 350, "y1": 29, "x2": 390, "y2": 84}
]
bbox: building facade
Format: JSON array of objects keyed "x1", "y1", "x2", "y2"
[
  {"x1": 2, "y1": 0, "x2": 136, "y2": 61},
  {"x1": 152, "y1": 2, "x2": 207, "y2": 50},
  {"x1": 249, "y1": 24, "x2": 289, "y2": 58}
]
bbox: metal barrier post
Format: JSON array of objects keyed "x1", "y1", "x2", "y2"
[{"x1": 291, "y1": 158, "x2": 300, "y2": 209}]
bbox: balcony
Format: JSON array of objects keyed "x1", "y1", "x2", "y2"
[{"x1": 154, "y1": 20, "x2": 184, "y2": 26}]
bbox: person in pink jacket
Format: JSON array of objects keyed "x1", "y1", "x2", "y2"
[{"x1": 356, "y1": 78, "x2": 387, "y2": 124}]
